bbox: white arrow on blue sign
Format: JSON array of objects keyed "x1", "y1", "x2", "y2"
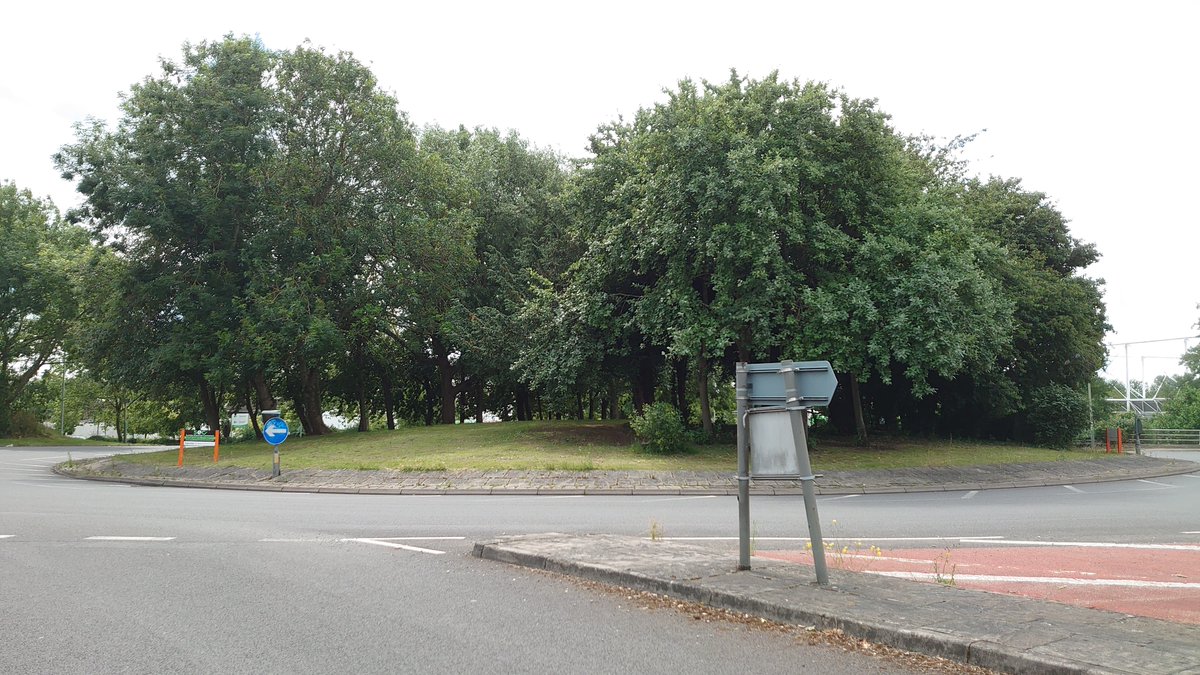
[{"x1": 263, "y1": 417, "x2": 290, "y2": 446}]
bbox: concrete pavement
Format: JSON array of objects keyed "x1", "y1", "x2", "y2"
[{"x1": 474, "y1": 533, "x2": 1200, "y2": 675}]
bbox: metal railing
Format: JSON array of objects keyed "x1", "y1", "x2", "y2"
[{"x1": 1139, "y1": 428, "x2": 1200, "y2": 446}]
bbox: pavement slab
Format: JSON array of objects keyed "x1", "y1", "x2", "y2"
[{"x1": 473, "y1": 533, "x2": 1200, "y2": 675}]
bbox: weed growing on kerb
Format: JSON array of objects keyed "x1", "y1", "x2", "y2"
[
  {"x1": 933, "y1": 548, "x2": 957, "y2": 586},
  {"x1": 805, "y1": 519, "x2": 884, "y2": 572},
  {"x1": 648, "y1": 519, "x2": 664, "y2": 541}
]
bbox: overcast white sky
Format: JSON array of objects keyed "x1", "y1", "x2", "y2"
[{"x1": 2, "y1": 1, "x2": 1196, "y2": 383}]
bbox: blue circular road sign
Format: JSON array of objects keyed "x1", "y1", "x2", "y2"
[{"x1": 263, "y1": 417, "x2": 290, "y2": 446}]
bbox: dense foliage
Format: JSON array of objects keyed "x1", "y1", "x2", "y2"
[{"x1": 0, "y1": 37, "x2": 1111, "y2": 447}]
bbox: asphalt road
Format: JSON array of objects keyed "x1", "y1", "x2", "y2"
[{"x1": 3, "y1": 446, "x2": 1198, "y2": 673}]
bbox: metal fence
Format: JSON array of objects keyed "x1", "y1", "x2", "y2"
[{"x1": 1139, "y1": 428, "x2": 1200, "y2": 446}]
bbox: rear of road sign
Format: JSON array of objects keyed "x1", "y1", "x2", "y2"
[{"x1": 744, "y1": 361, "x2": 838, "y2": 407}]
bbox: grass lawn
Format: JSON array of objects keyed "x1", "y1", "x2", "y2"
[{"x1": 112, "y1": 419, "x2": 1116, "y2": 473}]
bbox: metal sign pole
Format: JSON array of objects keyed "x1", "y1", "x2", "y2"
[
  {"x1": 782, "y1": 362, "x2": 829, "y2": 586},
  {"x1": 736, "y1": 364, "x2": 751, "y2": 571}
]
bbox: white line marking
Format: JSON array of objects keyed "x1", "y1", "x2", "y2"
[
  {"x1": 873, "y1": 571, "x2": 1200, "y2": 589},
  {"x1": 962, "y1": 491, "x2": 978, "y2": 500},
  {"x1": 639, "y1": 495, "x2": 720, "y2": 503},
  {"x1": 342, "y1": 538, "x2": 445, "y2": 554},
  {"x1": 1138, "y1": 479, "x2": 1176, "y2": 488},
  {"x1": 1182, "y1": 474, "x2": 1200, "y2": 479},
  {"x1": 1063, "y1": 485, "x2": 1085, "y2": 493},
  {"x1": 13, "y1": 482, "x2": 88, "y2": 490},
  {"x1": 820, "y1": 495, "x2": 861, "y2": 502},
  {"x1": 368, "y1": 537, "x2": 466, "y2": 541},
  {"x1": 665, "y1": 536, "x2": 1006, "y2": 542},
  {"x1": 957, "y1": 539, "x2": 1200, "y2": 551},
  {"x1": 86, "y1": 536, "x2": 176, "y2": 541},
  {"x1": 0, "y1": 535, "x2": 14, "y2": 539},
  {"x1": 1182, "y1": 531, "x2": 1200, "y2": 535},
  {"x1": 259, "y1": 538, "x2": 325, "y2": 543}
]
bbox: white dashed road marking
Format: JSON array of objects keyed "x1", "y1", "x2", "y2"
[
  {"x1": 85, "y1": 536, "x2": 176, "y2": 541},
  {"x1": 1063, "y1": 485, "x2": 1085, "y2": 493},
  {"x1": 1138, "y1": 479, "x2": 1177, "y2": 488},
  {"x1": 0, "y1": 535, "x2": 14, "y2": 539},
  {"x1": 962, "y1": 491, "x2": 978, "y2": 499}
]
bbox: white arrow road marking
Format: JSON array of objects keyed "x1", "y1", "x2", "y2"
[
  {"x1": 86, "y1": 536, "x2": 176, "y2": 541},
  {"x1": 874, "y1": 571, "x2": 1200, "y2": 589},
  {"x1": 342, "y1": 538, "x2": 446, "y2": 554}
]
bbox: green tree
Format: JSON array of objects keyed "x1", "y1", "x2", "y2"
[
  {"x1": 56, "y1": 36, "x2": 276, "y2": 433},
  {"x1": 0, "y1": 183, "x2": 97, "y2": 435}
]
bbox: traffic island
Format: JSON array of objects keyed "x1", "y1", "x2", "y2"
[{"x1": 473, "y1": 533, "x2": 1200, "y2": 675}]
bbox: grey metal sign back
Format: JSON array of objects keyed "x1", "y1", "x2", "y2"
[
  {"x1": 744, "y1": 360, "x2": 838, "y2": 408},
  {"x1": 735, "y1": 359, "x2": 837, "y2": 585}
]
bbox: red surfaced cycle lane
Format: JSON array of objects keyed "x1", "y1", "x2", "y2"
[{"x1": 756, "y1": 541, "x2": 1200, "y2": 624}]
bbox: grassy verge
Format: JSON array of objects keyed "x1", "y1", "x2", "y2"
[{"x1": 111, "y1": 420, "x2": 1116, "y2": 473}]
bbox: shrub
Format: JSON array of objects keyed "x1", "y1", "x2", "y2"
[
  {"x1": 1026, "y1": 384, "x2": 1089, "y2": 448},
  {"x1": 5, "y1": 411, "x2": 49, "y2": 438},
  {"x1": 629, "y1": 402, "x2": 689, "y2": 455}
]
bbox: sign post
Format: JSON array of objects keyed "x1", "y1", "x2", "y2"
[
  {"x1": 262, "y1": 416, "x2": 289, "y2": 477},
  {"x1": 736, "y1": 360, "x2": 837, "y2": 585}
]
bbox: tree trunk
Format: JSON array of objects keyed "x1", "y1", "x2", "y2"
[
  {"x1": 357, "y1": 379, "x2": 370, "y2": 432},
  {"x1": 381, "y1": 371, "x2": 396, "y2": 430},
  {"x1": 474, "y1": 382, "x2": 484, "y2": 424},
  {"x1": 850, "y1": 373, "x2": 868, "y2": 445},
  {"x1": 198, "y1": 379, "x2": 220, "y2": 434},
  {"x1": 697, "y1": 353, "x2": 714, "y2": 436},
  {"x1": 245, "y1": 382, "x2": 262, "y2": 440},
  {"x1": 434, "y1": 338, "x2": 457, "y2": 425},
  {"x1": 515, "y1": 387, "x2": 532, "y2": 421},
  {"x1": 252, "y1": 371, "x2": 276, "y2": 411},
  {"x1": 299, "y1": 361, "x2": 331, "y2": 435},
  {"x1": 674, "y1": 357, "x2": 689, "y2": 425}
]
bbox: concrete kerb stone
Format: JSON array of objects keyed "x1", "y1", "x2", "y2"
[
  {"x1": 472, "y1": 536, "x2": 1194, "y2": 674},
  {"x1": 50, "y1": 454, "x2": 1197, "y2": 497}
]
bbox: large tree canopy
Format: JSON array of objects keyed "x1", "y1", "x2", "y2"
[{"x1": 34, "y1": 39, "x2": 1108, "y2": 446}]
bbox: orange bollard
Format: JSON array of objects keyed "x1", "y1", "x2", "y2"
[
  {"x1": 178, "y1": 429, "x2": 186, "y2": 467},
  {"x1": 213, "y1": 430, "x2": 221, "y2": 463},
  {"x1": 1117, "y1": 428, "x2": 1124, "y2": 454}
]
